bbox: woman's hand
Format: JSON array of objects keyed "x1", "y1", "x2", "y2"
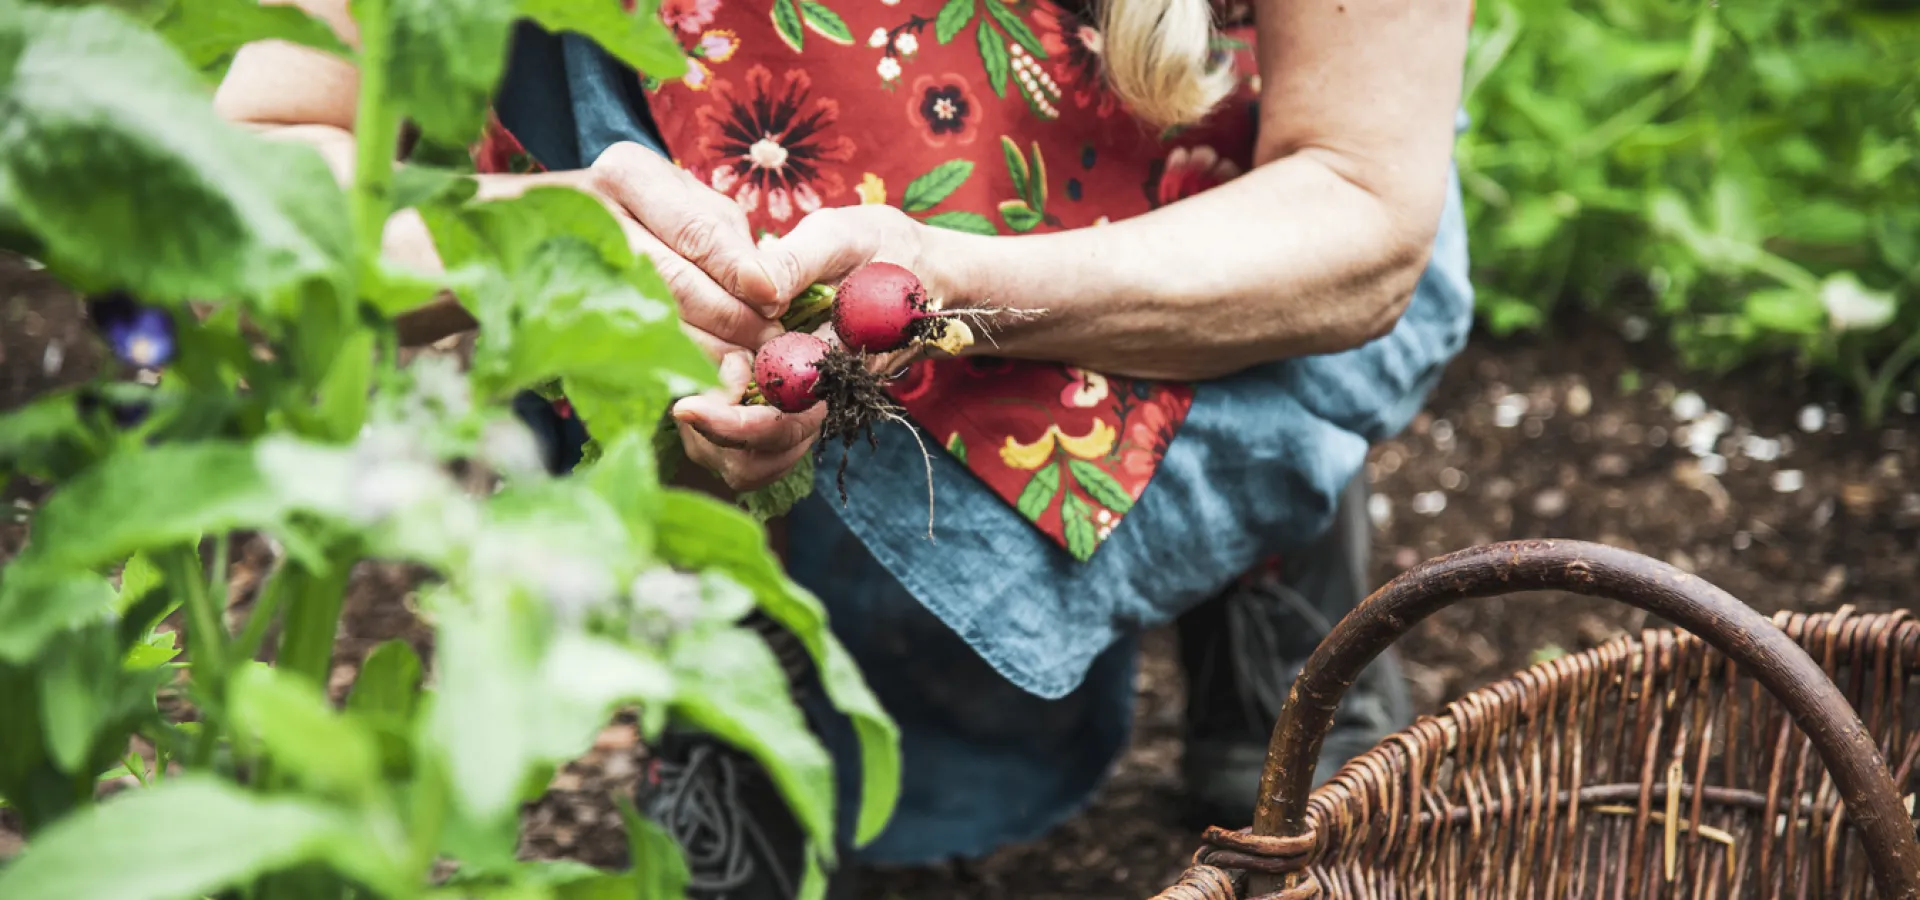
[
  {"x1": 671, "y1": 351, "x2": 827, "y2": 491},
  {"x1": 757, "y1": 205, "x2": 954, "y2": 319}
]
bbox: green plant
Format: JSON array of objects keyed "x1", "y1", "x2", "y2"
[
  {"x1": 1460, "y1": 0, "x2": 1920, "y2": 421},
  {"x1": 0, "y1": 0, "x2": 899, "y2": 897}
]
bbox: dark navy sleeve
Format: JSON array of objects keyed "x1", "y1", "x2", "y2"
[{"x1": 495, "y1": 22, "x2": 670, "y2": 172}]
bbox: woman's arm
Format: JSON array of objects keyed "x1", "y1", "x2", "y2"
[{"x1": 763, "y1": 0, "x2": 1470, "y2": 382}]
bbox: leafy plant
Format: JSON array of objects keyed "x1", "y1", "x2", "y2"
[
  {"x1": 0, "y1": 0, "x2": 899, "y2": 898},
  {"x1": 1460, "y1": 0, "x2": 1920, "y2": 422}
]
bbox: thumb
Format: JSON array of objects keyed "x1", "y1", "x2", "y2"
[{"x1": 758, "y1": 209, "x2": 875, "y2": 309}]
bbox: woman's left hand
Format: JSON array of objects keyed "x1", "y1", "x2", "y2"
[{"x1": 757, "y1": 205, "x2": 961, "y2": 327}]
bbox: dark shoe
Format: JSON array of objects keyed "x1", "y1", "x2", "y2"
[
  {"x1": 1176, "y1": 473, "x2": 1412, "y2": 832},
  {"x1": 638, "y1": 728, "x2": 859, "y2": 900}
]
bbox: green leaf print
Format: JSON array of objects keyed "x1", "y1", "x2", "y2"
[
  {"x1": 1026, "y1": 141, "x2": 1049, "y2": 209},
  {"x1": 900, "y1": 160, "x2": 975, "y2": 213},
  {"x1": 923, "y1": 211, "x2": 997, "y2": 235},
  {"x1": 771, "y1": 0, "x2": 804, "y2": 51},
  {"x1": 1067, "y1": 459, "x2": 1134, "y2": 516},
  {"x1": 983, "y1": 0, "x2": 1046, "y2": 58},
  {"x1": 1001, "y1": 136, "x2": 1030, "y2": 203},
  {"x1": 799, "y1": 1, "x2": 852, "y2": 45},
  {"x1": 1061, "y1": 493, "x2": 1099, "y2": 561},
  {"x1": 977, "y1": 19, "x2": 1010, "y2": 98},
  {"x1": 1014, "y1": 462, "x2": 1062, "y2": 523},
  {"x1": 998, "y1": 200, "x2": 1042, "y2": 233},
  {"x1": 934, "y1": 0, "x2": 976, "y2": 44},
  {"x1": 946, "y1": 433, "x2": 968, "y2": 464}
]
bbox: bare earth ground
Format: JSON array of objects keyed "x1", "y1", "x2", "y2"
[{"x1": 5, "y1": 253, "x2": 1918, "y2": 897}]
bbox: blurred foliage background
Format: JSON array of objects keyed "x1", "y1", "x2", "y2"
[{"x1": 1459, "y1": 0, "x2": 1920, "y2": 422}]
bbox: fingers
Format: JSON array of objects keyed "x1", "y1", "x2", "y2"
[
  {"x1": 672, "y1": 354, "x2": 826, "y2": 453},
  {"x1": 673, "y1": 353, "x2": 824, "y2": 491},
  {"x1": 758, "y1": 207, "x2": 881, "y2": 305},
  {"x1": 590, "y1": 142, "x2": 783, "y2": 316},
  {"x1": 624, "y1": 224, "x2": 781, "y2": 355}
]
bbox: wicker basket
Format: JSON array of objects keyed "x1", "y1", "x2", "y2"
[{"x1": 1151, "y1": 541, "x2": 1920, "y2": 900}]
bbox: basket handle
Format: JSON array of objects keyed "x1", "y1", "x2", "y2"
[{"x1": 1244, "y1": 540, "x2": 1920, "y2": 899}]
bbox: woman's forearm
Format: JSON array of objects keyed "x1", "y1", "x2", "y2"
[{"x1": 929, "y1": 150, "x2": 1439, "y2": 382}]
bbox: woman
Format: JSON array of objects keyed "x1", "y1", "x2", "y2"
[{"x1": 219, "y1": 0, "x2": 1473, "y2": 895}]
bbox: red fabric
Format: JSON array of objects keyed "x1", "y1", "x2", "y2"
[{"x1": 471, "y1": 2, "x2": 1447, "y2": 561}]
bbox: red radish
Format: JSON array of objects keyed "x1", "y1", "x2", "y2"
[
  {"x1": 833, "y1": 262, "x2": 933, "y2": 353},
  {"x1": 752, "y1": 332, "x2": 831, "y2": 413}
]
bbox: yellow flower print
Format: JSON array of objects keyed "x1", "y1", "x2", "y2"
[
  {"x1": 856, "y1": 172, "x2": 887, "y2": 205},
  {"x1": 1055, "y1": 419, "x2": 1116, "y2": 459},
  {"x1": 999, "y1": 420, "x2": 1117, "y2": 470}
]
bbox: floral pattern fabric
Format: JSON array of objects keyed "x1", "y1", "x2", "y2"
[{"x1": 475, "y1": 0, "x2": 1272, "y2": 561}]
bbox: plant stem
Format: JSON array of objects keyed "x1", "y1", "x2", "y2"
[
  {"x1": 1864, "y1": 327, "x2": 1920, "y2": 429},
  {"x1": 232, "y1": 560, "x2": 293, "y2": 665},
  {"x1": 276, "y1": 558, "x2": 352, "y2": 691},
  {"x1": 169, "y1": 545, "x2": 228, "y2": 767},
  {"x1": 349, "y1": 0, "x2": 399, "y2": 268}
]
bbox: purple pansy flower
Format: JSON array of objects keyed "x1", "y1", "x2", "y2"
[{"x1": 88, "y1": 293, "x2": 176, "y2": 369}]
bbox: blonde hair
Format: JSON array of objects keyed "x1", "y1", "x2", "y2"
[{"x1": 1096, "y1": 0, "x2": 1236, "y2": 131}]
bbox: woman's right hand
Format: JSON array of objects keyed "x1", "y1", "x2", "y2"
[{"x1": 561, "y1": 141, "x2": 788, "y2": 362}]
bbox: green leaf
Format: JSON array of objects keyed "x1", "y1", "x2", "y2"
[
  {"x1": 432, "y1": 602, "x2": 675, "y2": 823},
  {"x1": 772, "y1": 0, "x2": 805, "y2": 51},
  {"x1": 799, "y1": 1, "x2": 852, "y2": 44},
  {"x1": 978, "y1": 19, "x2": 1010, "y2": 97},
  {"x1": 0, "y1": 392, "x2": 88, "y2": 480},
  {"x1": 21, "y1": 443, "x2": 285, "y2": 574},
  {"x1": 518, "y1": 0, "x2": 690, "y2": 79},
  {"x1": 1741, "y1": 288, "x2": 1826, "y2": 336},
  {"x1": 668, "y1": 627, "x2": 836, "y2": 862},
  {"x1": 313, "y1": 328, "x2": 375, "y2": 442},
  {"x1": 392, "y1": 164, "x2": 479, "y2": 212},
  {"x1": 934, "y1": 0, "x2": 976, "y2": 44},
  {"x1": 619, "y1": 797, "x2": 691, "y2": 900},
  {"x1": 0, "y1": 777, "x2": 392, "y2": 900},
  {"x1": 739, "y1": 453, "x2": 815, "y2": 522},
  {"x1": 1000, "y1": 136, "x2": 1030, "y2": 202},
  {"x1": 1066, "y1": 459, "x2": 1133, "y2": 516},
  {"x1": 577, "y1": 430, "x2": 663, "y2": 551},
  {"x1": 230, "y1": 664, "x2": 383, "y2": 801},
  {"x1": 1026, "y1": 141, "x2": 1047, "y2": 210},
  {"x1": 653, "y1": 491, "x2": 900, "y2": 845},
  {"x1": 998, "y1": 199, "x2": 1043, "y2": 233},
  {"x1": 1014, "y1": 462, "x2": 1061, "y2": 522},
  {"x1": 1, "y1": 3, "x2": 351, "y2": 305},
  {"x1": 1060, "y1": 493, "x2": 1098, "y2": 561},
  {"x1": 348, "y1": 639, "x2": 424, "y2": 723},
  {"x1": 983, "y1": 0, "x2": 1045, "y2": 57},
  {"x1": 424, "y1": 188, "x2": 718, "y2": 410},
  {"x1": 923, "y1": 210, "x2": 997, "y2": 235},
  {"x1": 383, "y1": 0, "x2": 518, "y2": 145},
  {"x1": 116, "y1": 551, "x2": 165, "y2": 611},
  {"x1": 36, "y1": 627, "x2": 119, "y2": 773},
  {"x1": 0, "y1": 569, "x2": 118, "y2": 664},
  {"x1": 153, "y1": 0, "x2": 350, "y2": 73},
  {"x1": 900, "y1": 160, "x2": 975, "y2": 213}
]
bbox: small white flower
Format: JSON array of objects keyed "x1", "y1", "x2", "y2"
[
  {"x1": 409, "y1": 355, "x2": 471, "y2": 417},
  {"x1": 894, "y1": 32, "x2": 918, "y2": 55},
  {"x1": 876, "y1": 56, "x2": 902, "y2": 81},
  {"x1": 1821, "y1": 273, "x2": 1896, "y2": 333},
  {"x1": 480, "y1": 417, "x2": 546, "y2": 477},
  {"x1": 868, "y1": 27, "x2": 889, "y2": 48}
]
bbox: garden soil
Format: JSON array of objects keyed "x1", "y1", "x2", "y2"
[{"x1": 4, "y1": 251, "x2": 1918, "y2": 898}]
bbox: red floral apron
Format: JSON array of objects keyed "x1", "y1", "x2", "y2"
[{"x1": 478, "y1": 1, "x2": 1266, "y2": 561}]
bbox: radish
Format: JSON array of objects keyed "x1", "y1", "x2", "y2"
[
  {"x1": 752, "y1": 332, "x2": 831, "y2": 414},
  {"x1": 833, "y1": 261, "x2": 934, "y2": 354},
  {"x1": 734, "y1": 261, "x2": 1044, "y2": 534}
]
